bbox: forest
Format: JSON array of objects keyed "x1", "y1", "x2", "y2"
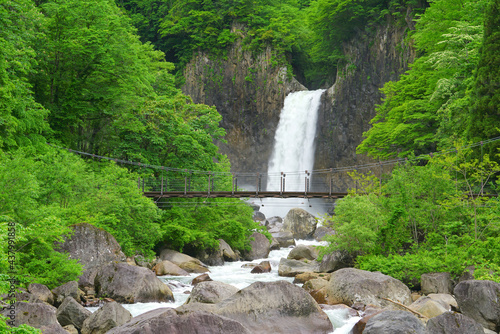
[{"x1": 1, "y1": 0, "x2": 499, "y2": 326}]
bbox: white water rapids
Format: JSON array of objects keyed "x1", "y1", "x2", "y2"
[{"x1": 88, "y1": 240, "x2": 360, "y2": 333}]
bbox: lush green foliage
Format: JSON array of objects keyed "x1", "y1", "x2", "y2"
[
  {"x1": 319, "y1": 147, "x2": 500, "y2": 287},
  {"x1": 0, "y1": 314, "x2": 41, "y2": 333},
  {"x1": 358, "y1": 0, "x2": 489, "y2": 158}
]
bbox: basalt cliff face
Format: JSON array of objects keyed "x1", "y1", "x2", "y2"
[
  {"x1": 314, "y1": 11, "x2": 417, "y2": 172},
  {"x1": 182, "y1": 27, "x2": 306, "y2": 174}
]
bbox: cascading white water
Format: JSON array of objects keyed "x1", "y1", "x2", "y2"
[{"x1": 257, "y1": 89, "x2": 326, "y2": 218}]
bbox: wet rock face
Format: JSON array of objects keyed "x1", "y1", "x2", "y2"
[
  {"x1": 363, "y1": 310, "x2": 426, "y2": 334},
  {"x1": 314, "y1": 13, "x2": 417, "y2": 178},
  {"x1": 182, "y1": 27, "x2": 306, "y2": 174}
]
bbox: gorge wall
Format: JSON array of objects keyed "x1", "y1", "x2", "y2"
[
  {"x1": 182, "y1": 25, "x2": 306, "y2": 174},
  {"x1": 314, "y1": 11, "x2": 417, "y2": 171}
]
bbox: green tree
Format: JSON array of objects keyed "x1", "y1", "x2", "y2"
[{"x1": 0, "y1": 0, "x2": 49, "y2": 150}]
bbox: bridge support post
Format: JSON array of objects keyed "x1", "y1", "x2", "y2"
[
  {"x1": 256, "y1": 173, "x2": 260, "y2": 196},
  {"x1": 329, "y1": 168, "x2": 332, "y2": 197},
  {"x1": 232, "y1": 175, "x2": 236, "y2": 195},
  {"x1": 280, "y1": 172, "x2": 283, "y2": 196},
  {"x1": 161, "y1": 176, "x2": 164, "y2": 196}
]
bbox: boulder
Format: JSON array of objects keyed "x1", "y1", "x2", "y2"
[
  {"x1": 293, "y1": 272, "x2": 331, "y2": 284},
  {"x1": 318, "y1": 251, "x2": 354, "y2": 273},
  {"x1": 185, "y1": 281, "x2": 239, "y2": 304},
  {"x1": 426, "y1": 311, "x2": 484, "y2": 334},
  {"x1": 56, "y1": 296, "x2": 92, "y2": 330},
  {"x1": 251, "y1": 260, "x2": 272, "y2": 274},
  {"x1": 283, "y1": 208, "x2": 317, "y2": 239},
  {"x1": 313, "y1": 226, "x2": 334, "y2": 241},
  {"x1": 363, "y1": 310, "x2": 426, "y2": 334},
  {"x1": 453, "y1": 280, "x2": 500, "y2": 332},
  {"x1": 219, "y1": 239, "x2": 239, "y2": 261},
  {"x1": 152, "y1": 260, "x2": 189, "y2": 276},
  {"x1": 266, "y1": 216, "x2": 283, "y2": 228},
  {"x1": 421, "y1": 272, "x2": 453, "y2": 295},
  {"x1": 351, "y1": 309, "x2": 384, "y2": 334},
  {"x1": 134, "y1": 255, "x2": 155, "y2": 269},
  {"x1": 408, "y1": 296, "x2": 448, "y2": 318},
  {"x1": 253, "y1": 211, "x2": 266, "y2": 222},
  {"x1": 287, "y1": 245, "x2": 319, "y2": 261},
  {"x1": 81, "y1": 301, "x2": 132, "y2": 334},
  {"x1": 95, "y1": 262, "x2": 174, "y2": 303},
  {"x1": 107, "y1": 309, "x2": 252, "y2": 334},
  {"x1": 1, "y1": 302, "x2": 67, "y2": 333},
  {"x1": 52, "y1": 281, "x2": 84, "y2": 307},
  {"x1": 195, "y1": 246, "x2": 224, "y2": 266},
  {"x1": 242, "y1": 232, "x2": 271, "y2": 260},
  {"x1": 178, "y1": 280, "x2": 333, "y2": 333},
  {"x1": 159, "y1": 249, "x2": 209, "y2": 273},
  {"x1": 270, "y1": 237, "x2": 281, "y2": 250},
  {"x1": 64, "y1": 324, "x2": 79, "y2": 334},
  {"x1": 325, "y1": 268, "x2": 412, "y2": 309},
  {"x1": 271, "y1": 231, "x2": 295, "y2": 248},
  {"x1": 28, "y1": 283, "x2": 54, "y2": 305},
  {"x1": 278, "y1": 258, "x2": 320, "y2": 277},
  {"x1": 303, "y1": 278, "x2": 329, "y2": 304},
  {"x1": 191, "y1": 273, "x2": 213, "y2": 286},
  {"x1": 55, "y1": 223, "x2": 126, "y2": 288},
  {"x1": 427, "y1": 293, "x2": 458, "y2": 311}
]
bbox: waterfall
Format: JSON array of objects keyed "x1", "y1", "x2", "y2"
[{"x1": 257, "y1": 89, "x2": 326, "y2": 218}]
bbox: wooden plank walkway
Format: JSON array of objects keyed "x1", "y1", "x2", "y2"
[{"x1": 143, "y1": 191, "x2": 349, "y2": 199}]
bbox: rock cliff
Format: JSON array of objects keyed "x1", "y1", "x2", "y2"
[
  {"x1": 314, "y1": 11, "x2": 417, "y2": 173},
  {"x1": 182, "y1": 25, "x2": 306, "y2": 174}
]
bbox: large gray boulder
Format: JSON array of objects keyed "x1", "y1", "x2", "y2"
[
  {"x1": 287, "y1": 245, "x2": 319, "y2": 261},
  {"x1": 28, "y1": 283, "x2": 54, "y2": 305},
  {"x1": 56, "y1": 296, "x2": 92, "y2": 331},
  {"x1": 185, "y1": 281, "x2": 239, "y2": 304},
  {"x1": 56, "y1": 223, "x2": 126, "y2": 288},
  {"x1": 363, "y1": 310, "x2": 425, "y2": 334},
  {"x1": 159, "y1": 249, "x2": 209, "y2": 273},
  {"x1": 107, "y1": 308, "x2": 252, "y2": 334},
  {"x1": 408, "y1": 296, "x2": 447, "y2": 319},
  {"x1": 313, "y1": 225, "x2": 334, "y2": 241},
  {"x1": 1, "y1": 302, "x2": 67, "y2": 333},
  {"x1": 152, "y1": 260, "x2": 189, "y2": 276},
  {"x1": 242, "y1": 232, "x2": 271, "y2": 260},
  {"x1": 325, "y1": 268, "x2": 412, "y2": 309},
  {"x1": 426, "y1": 311, "x2": 484, "y2": 334},
  {"x1": 421, "y1": 272, "x2": 453, "y2": 295},
  {"x1": 219, "y1": 239, "x2": 239, "y2": 261},
  {"x1": 283, "y1": 208, "x2": 317, "y2": 239},
  {"x1": 453, "y1": 280, "x2": 500, "y2": 332},
  {"x1": 318, "y1": 250, "x2": 354, "y2": 272},
  {"x1": 278, "y1": 258, "x2": 320, "y2": 277},
  {"x1": 271, "y1": 231, "x2": 296, "y2": 248},
  {"x1": 81, "y1": 301, "x2": 132, "y2": 334},
  {"x1": 51, "y1": 281, "x2": 84, "y2": 306},
  {"x1": 178, "y1": 280, "x2": 333, "y2": 333},
  {"x1": 95, "y1": 262, "x2": 174, "y2": 303}
]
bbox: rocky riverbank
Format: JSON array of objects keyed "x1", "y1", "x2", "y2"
[{"x1": 3, "y1": 214, "x2": 500, "y2": 333}]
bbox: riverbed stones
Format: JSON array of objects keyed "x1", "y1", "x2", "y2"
[
  {"x1": 56, "y1": 296, "x2": 92, "y2": 331},
  {"x1": 363, "y1": 310, "x2": 426, "y2": 334},
  {"x1": 318, "y1": 250, "x2": 354, "y2": 272},
  {"x1": 152, "y1": 260, "x2": 189, "y2": 276},
  {"x1": 107, "y1": 309, "x2": 252, "y2": 334},
  {"x1": 408, "y1": 296, "x2": 448, "y2": 318},
  {"x1": 251, "y1": 260, "x2": 272, "y2": 274},
  {"x1": 426, "y1": 311, "x2": 484, "y2": 334},
  {"x1": 313, "y1": 225, "x2": 334, "y2": 241},
  {"x1": 185, "y1": 281, "x2": 239, "y2": 304},
  {"x1": 421, "y1": 272, "x2": 453, "y2": 295},
  {"x1": 159, "y1": 249, "x2": 209, "y2": 273},
  {"x1": 28, "y1": 283, "x2": 54, "y2": 305},
  {"x1": 325, "y1": 268, "x2": 412, "y2": 309},
  {"x1": 94, "y1": 262, "x2": 174, "y2": 303},
  {"x1": 219, "y1": 239, "x2": 239, "y2": 261},
  {"x1": 191, "y1": 273, "x2": 212, "y2": 286},
  {"x1": 278, "y1": 258, "x2": 320, "y2": 277},
  {"x1": 427, "y1": 293, "x2": 458, "y2": 311},
  {"x1": 271, "y1": 231, "x2": 295, "y2": 248},
  {"x1": 283, "y1": 208, "x2": 317, "y2": 239},
  {"x1": 178, "y1": 280, "x2": 333, "y2": 333},
  {"x1": 81, "y1": 301, "x2": 132, "y2": 334},
  {"x1": 303, "y1": 278, "x2": 329, "y2": 304},
  {"x1": 52, "y1": 281, "x2": 84, "y2": 306},
  {"x1": 453, "y1": 279, "x2": 500, "y2": 332},
  {"x1": 1, "y1": 302, "x2": 67, "y2": 333},
  {"x1": 293, "y1": 272, "x2": 331, "y2": 284},
  {"x1": 242, "y1": 232, "x2": 271, "y2": 260},
  {"x1": 287, "y1": 244, "x2": 319, "y2": 261}
]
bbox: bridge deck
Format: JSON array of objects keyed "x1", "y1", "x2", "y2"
[{"x1": 143, "y1": 191, "x2": 349, "y2": 199}]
